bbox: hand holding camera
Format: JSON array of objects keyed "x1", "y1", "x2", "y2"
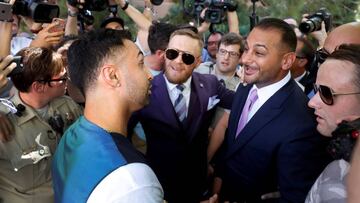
[
  {"x1": 0, "y1": 55, "x2": 17, "y2": 90},
  {"x1": 30, "y1": 20, "x2": 65, "y2": 48}
]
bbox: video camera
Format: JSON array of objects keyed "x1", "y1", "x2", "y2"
[
  {"x1": 299, "y1": 8, "x2": 332, "y2": 34},
  {"x1": 67, "y1": 0, "x2": 108, "y2": 27},
  {"x1": 0, "y1": 0, "x2": 59, "y2": 23},
  {"x1": 193, "y1": 0, "x2": 237, "y2": 24}
]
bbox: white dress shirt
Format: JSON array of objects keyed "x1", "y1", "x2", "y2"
[
  {"x1": 164, "y1": 75, "x2": 192, "y2": 117},
  {"x1": 247, "y1": 72, "x2": 291, "y2": 121}
]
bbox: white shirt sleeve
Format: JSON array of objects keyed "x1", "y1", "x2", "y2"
[{"x1": 87, "y1": 163, "x2": 164, "y2": 203}]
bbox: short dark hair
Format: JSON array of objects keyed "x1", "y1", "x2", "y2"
[
  {"x1": 297, "y1": 36, "x2": 315, "y2": 70},
  {"x1": 219, "y1": 32, "x2": 244, "y2": 54},
  {"x1": 148, "y1": 21, "x2": 177, "y2": 54},
  {"x1": 328, "y1": 44, "x2": 360, "y2": 90},
  {"x1": 67, "y1": 29, "x2": 132, "y2": 95},
  {"x1": 255, "y1": 18, "x2": 297, "y2": 52},
  {"x1": 12, "y1": 47, "x2": 63, "y2": 92}
]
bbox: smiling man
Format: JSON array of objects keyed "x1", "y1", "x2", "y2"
[
  {"x1": 215, "y1": 18, "x2": 330, "y2": 202},
  {"x1": 129, "y1": 29, "x2": 234, "y2": 203}
]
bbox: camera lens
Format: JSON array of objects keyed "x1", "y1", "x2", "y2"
[{"x1": 299, "y1": 16, "x2": 322, "y2": 34}]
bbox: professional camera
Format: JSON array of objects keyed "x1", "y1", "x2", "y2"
[
  {"x1": 2, "y1": 0, "x2": 59, "y2": 23},
  {"x1": 299, "y1": 8, "x2": 332, "y2": 34},
  {"x1": 204, "y1": 0, "x2": 237, "y2": 24},
  {"x1": 67, "y1": 0, "x2": 108, "y2": 11}
]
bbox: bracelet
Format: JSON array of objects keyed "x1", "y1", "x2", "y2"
[
  {"x1": 121, "y1": 0, "x2": 129, "y2": 11},
  {"x1": 67, "y1": 9, "x2": 79, "y2": 17}
]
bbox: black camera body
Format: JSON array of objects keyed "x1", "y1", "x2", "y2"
[
  {"x1": 299, "y1": 8, "x2": 332, "y2": 34},
  {"x1": 11, "y1": 0, "x2": 59, "y2": 23},
  {"x1": 67, "y1": 0, "x2": 108, "y2": 11},
  {"x1": 199, "y1": 0, "x2": 237, "y2": 24}
]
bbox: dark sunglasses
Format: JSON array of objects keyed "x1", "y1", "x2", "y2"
[
  {"x1": 313, "y1": 84, "x2": 360, "y2": 105},
  {"x1": 165, "y1": 48, "x2": 196, "y2": 65},
  {"x1": 316, "y1": 48, "x2": 330, "y2": 64}
]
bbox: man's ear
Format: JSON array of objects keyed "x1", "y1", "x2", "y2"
[
  {"x1": 155, "y1": 50, "x2": 165, "y2": 59},
  {"x1": 281, "y1": 52, "x2": 296, "y2": 71},
  {"x1": 102, "y1": 65, "x2": 121, "y2": 87},
  {"x1": 32, "y1": 81, "x2": 45, "y2": 93}
]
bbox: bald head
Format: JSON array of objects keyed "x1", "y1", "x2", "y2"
[{"x1": 324, "y1": 22, "x2": 360, "y2": 53}]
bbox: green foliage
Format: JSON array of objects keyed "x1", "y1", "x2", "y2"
[{"x1": 163, "y1": 0, "x2": 359, "y2": 35}]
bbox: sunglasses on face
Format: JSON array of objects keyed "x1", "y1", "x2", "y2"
[
  {"x1": 165, "y1": 48, "x2": 196, "y2": 65},
  {"x1": 316, "y1": 48, "x2": 330, "y2": 64},
  {"x1": 313, "y1": 84, "x2": 360, "y2": 105}
]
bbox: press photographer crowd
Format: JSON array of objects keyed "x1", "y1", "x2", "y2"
[{"x1": 0, "y1": 0, "x2": 360, "y2": 202}]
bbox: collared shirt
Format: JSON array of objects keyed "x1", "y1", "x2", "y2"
[
  {"x1": 164, "y1": 75, "x2": 192, "y2": 117},
  {"x1": 247, "y1": 72, "x2": 291, "y2": 121}
]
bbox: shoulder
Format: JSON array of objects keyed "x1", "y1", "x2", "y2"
[
  {"x1": 195, "y1": 62, "x2": 215, "y2": 74},
  {"x1": 88, "y1": 163, "x2": 163, "y2": 203},
  {"x1": 50, "y1": 95, "x2": 83, "y2": 113}
]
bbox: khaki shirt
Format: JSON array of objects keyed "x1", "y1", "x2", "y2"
[{"x1": 0, "y1": 91, "x2": 83, "y2": 203}]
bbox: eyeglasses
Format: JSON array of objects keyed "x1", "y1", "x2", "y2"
[
  {"x1": 165, "y1": 48, "x2": 196, "y2": 65},
  {"x1": 313, "y1": 84, "x2": 360, "y2": 105},
  {"x1": 39, "y1": 74, "x2": 68, "y2": 87},
  {"x1": 316, "y1": 48, "x2": 330, "y2": 64},
  {"x1": 218, "y1": 48, "x2": 240, "y2": 58}
]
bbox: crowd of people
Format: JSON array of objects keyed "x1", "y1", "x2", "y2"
[{"x1": 0, "y1": 0, "x2": 360, "y2": 203}]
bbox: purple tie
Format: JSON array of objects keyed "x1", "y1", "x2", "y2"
[{"x1": 236, "y1": 88, "x2": 258, "y2": 137}]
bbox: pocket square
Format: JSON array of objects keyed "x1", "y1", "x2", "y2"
[{"x1": 207, "y1": 95, "x2": 220, "y2": 111}]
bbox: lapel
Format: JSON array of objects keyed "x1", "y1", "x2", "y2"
[
  {"x1": 226, "y1": 80, "x2": 295, "y2": 158},
  {"x1": 185, "y1": 73, "x2": 209, "y2": 142},
  {"x1": 151, "y1": 74, "x2": 181, "y2": 131}
]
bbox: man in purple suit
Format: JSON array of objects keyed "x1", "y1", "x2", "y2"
[{"x1": 129, "y1": 29, "x2": 234, "y2": 203}]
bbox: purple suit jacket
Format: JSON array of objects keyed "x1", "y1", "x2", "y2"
[{"x1": 130, "y1": 72, "x2": 234, "y2": 203}]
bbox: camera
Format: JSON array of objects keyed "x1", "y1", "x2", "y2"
[
  {"x1": 204, "y1": 0, "x2": 237, "y2": 24},
  {"x1": 67, "y1": 0, "x2": 108, "y2": 11},
  {"x1": 192, "y1": 0, "x2": 237, "y2": 24},
  {"x1": 10, "y1": 0, "x2": 59, "y2": 23},
  {"x1": 8, "y1": 56, "x2": 23, "y2": 78},
  {"x1": 299, "y1": 8, "x2": 332, "y2": 34}
]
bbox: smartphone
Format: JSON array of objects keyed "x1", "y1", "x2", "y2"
[
  {"x1": 48, "y1": 18, "x2": 66, "y2": 33},
  {"x1": 0, "y1": 2, "x2": 12, "y2": 22},
  {"x1": 8, "y1": 56, "x2": 23, "y2": 77}
]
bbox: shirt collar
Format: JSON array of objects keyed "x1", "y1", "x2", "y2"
[
  {"x1": 164, "y1": 75, "x2": 192, "y2": 92},
  {"x1": 252, "y1": 72, "x2": 291, "y2": 104}
]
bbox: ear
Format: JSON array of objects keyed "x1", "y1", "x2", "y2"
[
  {"x1": 281, "y1": 52, "x2": 296, "y2": 71},
  {"x1": 101, "y1": 65, "x2": 121, "y2": 88},
  {"x1": 32, "y1": 81, "x2": 45, "y2": 93},
  {"x1": 155, "y1": 50, "x2": 165, "y2": 59}
]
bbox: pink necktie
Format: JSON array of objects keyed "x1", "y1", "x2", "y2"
[{"x1": 236, "y1": 89, "x2": 258, "y2": 137}]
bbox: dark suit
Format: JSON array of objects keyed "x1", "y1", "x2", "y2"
[
  {"x1": 130, "y1": 72, "x2": 234, "y2": 203},
  {"x1": 298, "y1": 71, "x2": 315, "y2": 95},
  {"x1": 217, "y1": 79, "x2": 330, "y2": 203}
]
